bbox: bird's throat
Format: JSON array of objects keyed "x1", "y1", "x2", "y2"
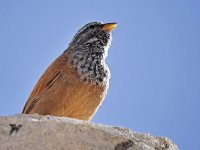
[{"x1": 71, "y1": 51, "x2": 110, "y2": 86}]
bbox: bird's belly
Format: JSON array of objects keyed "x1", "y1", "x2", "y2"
[{"x1": 44, "y1": 76, "x2": 108, "y2": 121}]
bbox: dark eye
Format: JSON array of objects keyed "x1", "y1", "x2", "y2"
[{"x1": 90, "y1": 25, "x2": 95, "y2": 29}]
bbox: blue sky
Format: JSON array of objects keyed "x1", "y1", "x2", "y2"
[{"x1": 0, "y1": 1, "x2": 199, "y2": 149}]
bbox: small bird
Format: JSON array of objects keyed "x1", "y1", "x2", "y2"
[{"x1": 22, "y1": 22, "x2": 117, "y2": 121}]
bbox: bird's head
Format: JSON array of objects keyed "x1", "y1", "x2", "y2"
[{"x1": 69, "y1": 22, "x2": 117, "y2": 58}]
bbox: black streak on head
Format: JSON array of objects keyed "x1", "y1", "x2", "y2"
[
  {"x1": 9, "y1": 124, "x2": 22, "y2": 135},
  {"x1": 69, "y1": 22, "x2": 111, "y2": 53}
]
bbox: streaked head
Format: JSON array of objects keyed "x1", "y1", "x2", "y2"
[{"x1": 69, "y1": 22, "x2": 117, "y2": 55}]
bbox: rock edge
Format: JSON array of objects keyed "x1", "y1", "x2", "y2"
[{"x1": 0, "y1": 114, "x2": 178, "y2": 150}]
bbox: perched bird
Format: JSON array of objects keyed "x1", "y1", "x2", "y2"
[{"x1": 22, "y1": 22, "x2": 117, "y2": 121}]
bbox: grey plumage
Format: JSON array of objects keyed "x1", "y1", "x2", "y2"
[{"x1": 68, "y1": 22, "x2": 113, "y2": 85}]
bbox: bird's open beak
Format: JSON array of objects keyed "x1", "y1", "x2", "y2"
[{"x1": 102, "y1": 23, "x2": 117, "y2": 32}]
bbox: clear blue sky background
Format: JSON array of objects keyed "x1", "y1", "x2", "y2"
[{"x1": 0, "y1": 1, "x2": 199, "y2": 149}]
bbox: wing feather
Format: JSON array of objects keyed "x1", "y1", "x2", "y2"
[{"x1": 22, "y1": 53, "x2": 68, "y2": 113}]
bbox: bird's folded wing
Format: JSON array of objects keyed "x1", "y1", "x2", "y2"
[{"x1": 22, "y1": 53, "x2": 68, "y2": 113}]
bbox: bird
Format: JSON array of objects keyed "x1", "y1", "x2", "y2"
[{"x1": 22, "y1": 22, "x2": 117, "y2": 121}]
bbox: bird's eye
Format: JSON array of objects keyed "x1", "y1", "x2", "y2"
[
  {"x1": 85, "y1": 43, "x2": 91, "y2": 47},
  {"x1": 90, "y1": 25, "x2": 95, "y2": 29}
]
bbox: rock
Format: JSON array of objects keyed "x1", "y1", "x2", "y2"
[{"x1": 0, "y1": 114, "x2": 178, "y2": 150}]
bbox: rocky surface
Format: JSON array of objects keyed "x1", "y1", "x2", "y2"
[{"x1": 0, "y1": 114, "x2": 178, "y2": 150}]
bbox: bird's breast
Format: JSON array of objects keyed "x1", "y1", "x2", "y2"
[
  {"x1": 71, "y1": 51, "x2": 110, "y2": 86},
  {"x1": 47, "y1": 62, "x2": 109, "y2": 120}
]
